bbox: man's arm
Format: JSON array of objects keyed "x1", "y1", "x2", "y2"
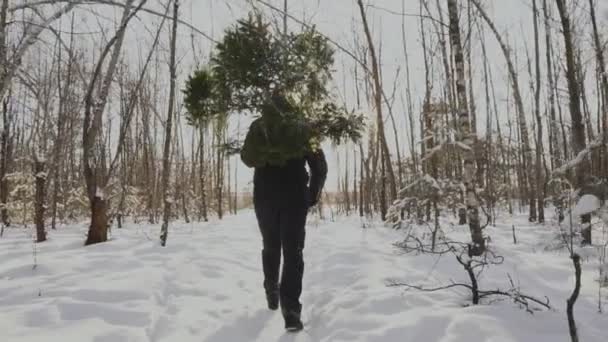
[
  {"x1": 240, "y1": 120, "x2": 262, "y2": 168},
  {"x1": 306, "y1": 148, "x2": 328, "y2": 206}
]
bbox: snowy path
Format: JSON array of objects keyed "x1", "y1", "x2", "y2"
[{"x1": 0, "y1": 211, "x2": 606, "y2": 341}]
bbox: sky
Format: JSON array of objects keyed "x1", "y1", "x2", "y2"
[
  {"x1": 21, "y1": 0, "x2": 608, "y2": 192},
  {"x1": 181, "y1": 0, "x2": 604, "y2": 191},
  {"x1": 184, "y1": 0, "x2": 533, "y2": 192}
]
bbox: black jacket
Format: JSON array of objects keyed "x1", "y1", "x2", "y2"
[
  {"x1": 247, "y1": 150, "x2": 327, "y2": 208},
  {"x1": 241, "y1": 116, "x2": 328, "y2": 207}
]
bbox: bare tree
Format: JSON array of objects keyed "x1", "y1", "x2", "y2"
[
  {"x1": 356, "y1": 0, "x2": 397, "y2": 220},
  {"x1": 470, "y1": 0, "x2": 535, "y2": 222},
  {"x1": 198, "y1": 126, "x2": 209, "y2": 221},
  {"x1": 555, "y1": 0, "x2": 590, "y2": 243},
  {"x1": 1, "y1": 0, "x2": 13, "y2": 226},
  {"x1": 0, "y1": 0, "x2": 9, "y2": 92},
  {"x1": 588, "y1": 0, "x2": 608, "y2": 178},
  {"x1": 532, "y1": 0, "x2": 545, "y2": 223},
  {"x1": 541, "y1": 0, "x2": 562, "y2": 173},
  {"x1": 34, "y1": 152, "x2": 46, "y2": 242},
  {"x1": 0, "y1": 96, "x2": 11, "y2": 226},
  {"x1": 160, "y1": 0, "x2": 179, "y2": 246},
  {"x1": 83, "y1": 0, "x2": 143, "y2": 245},
  {"x1": 50, "y1": 29, "x2": 67, "y2": 230},
  {"x1": 447, "y1": 0, "x2": 484, "y2": 256},
  {"x1": 1, "y1": 2, "x2": 76, "y2": 102}
]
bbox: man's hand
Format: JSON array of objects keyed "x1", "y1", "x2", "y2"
[
  {"x1": 308, "y1": 198, "x2": 318, "y2": 208},
  {"x1": 305, "y1": 149, "x2": 327, "y2": 208},
  {"x1": 306, "y1": 189, "x2": 317, "y2": 208}
]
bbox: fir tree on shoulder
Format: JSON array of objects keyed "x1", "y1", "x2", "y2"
[{"x1": 183, "y1": 13, "x2": 364, "y2": 166}]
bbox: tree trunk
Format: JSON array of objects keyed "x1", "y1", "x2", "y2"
[
  {"x1": 83, "y1": 0, "x2": 137, "y2": 245},
  {"x1": 143, "y1": 96, "x2": 156, "y2": 224},
  {"x1": 160, "y1": 0, "x2": 179, "y2": 246},
  {"x1": 344, "y1": 150, "x2": 351, "y2": 214},
  {"x1": 51, "y1": 67, "x2": 67, "y2": 230},
  {"x1": 380, "y1": 150, "x2": 387, "y2": 219},
  {"x1": 566, "y1": 253, "x2": 581, "y2": 342},
  {"x1": 359, "y1": 145, "x2": 365, "y2": 218},
  {"x1": 85, "y1": 196, "x2": 108, "y2": 245},
  {"x1": 466, "y1": 0, "x2": 477, "y2": 138},
  {"x1": 448, "y1": 0, "x2": 484, "y2": 256},
  {"x1": 480, "y1": 26, "x2": 495, "y2": 220},
  {"x1": 532, "y1": 0, "x2": 545, "y2": 223},
  {"x1": 543, "y1": 0, "x2": 559, "y2": 171},
  {"x1": 428, "y1": 0, "x2": 457, "y2": 144},
  {"x1": 404, "y1": 0, "x2": 419, "y2": 177},
  {"x1": 555, "y1": 0, "x2": 590, "y2": 244},
  {"x1": 0, "y1": 97, "x2": 10, "y2": 226},
  {"x1": 0, "y1": 0, "x2": 8, "y2": 80},
  {"x1": 357, "y1": 0, "x2": 397, "y2": 220},
  {"x1": 471, "y1": 0, "x2": 535, "y2": 222},
  {"x1": 199, "y1": 126, "x2": 208, "y2": 221},
  {"x1": 216, "y1": 128, "x2": 224, "y2": 219},
  {"x1": 0, "y1": 0, "x2": 8, "y2": 227},
  {"x1": 34, "y1": 155, "x2": 46, "y2": 243},
  {"x1": 353, "y1": 150, "x2": 358, "y2": 211},
  {"x1": 557, "y1": 83, "x2": 570, "y2": 169},
  {"x1": 423, "y1": 102, "x2": 441, "y2": 247},
  {"x1": 589, "y1": 0, "x2": 608, "y2": 178},
  {"x1": 181, "y1": 158, "x2": 190, "y2": 222}
]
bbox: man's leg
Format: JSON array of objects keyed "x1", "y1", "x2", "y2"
[
  {"x1": 254, "y1": 201, "x2": 281, "y2": 309},
  {"x1": 279, "y1": 204, "x2": 307, "y2": 323}
]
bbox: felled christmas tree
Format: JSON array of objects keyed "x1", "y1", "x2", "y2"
[{"x1": 183, "y1": 14, "x2": 364, "y2": 165}]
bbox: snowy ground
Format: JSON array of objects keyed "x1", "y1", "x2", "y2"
[{"x1": 0, "y1": 210, "x2": 607, "y2": 342}]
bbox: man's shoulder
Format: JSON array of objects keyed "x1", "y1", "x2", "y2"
[
  {"x1": 247, "y1": 117, "x2": 265, "y2": 134},
  {"x1": 250, "y1": 117, "x2": 263, "y2": 126}
]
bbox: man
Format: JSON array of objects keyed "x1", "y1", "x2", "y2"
[{"x1": 240, "y1": 95, "x2": 327, "y2": 332}]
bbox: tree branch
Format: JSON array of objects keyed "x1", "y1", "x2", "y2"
[
  {"x1": 106, "y1": 0, "x2": 170, "y2": 181},
  {"x1": 0, "y1": 1, "x2": 77, "y2": 101},
  {"x1": 10, "y1": 0, "x2": 217, "y2": 43}
]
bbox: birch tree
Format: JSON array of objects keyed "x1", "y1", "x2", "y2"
[
  {"x1": 447, "y1": 0, "x2": 484, "y2": 256},
  {"x1": 532, "y1": 0, "x2": 545, "y2": 223},
  {"x1": 160, "y1": 0, "x2": 179, "y2": 246}
]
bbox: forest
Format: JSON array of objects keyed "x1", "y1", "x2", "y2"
[{"x1": 1, "y1": 0, "x2": 607, "y2": 341}]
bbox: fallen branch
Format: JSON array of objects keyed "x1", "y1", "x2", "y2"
[
  {"x1": 388, "y1": 279, "x2": 552, "y2": 312},
  {"x1": 389, "y1": 243, "x2": 548, "y2": 311},
  {"x1": 479, "y1": 290, "x2": 552, "y2": 311},
  {"x1": 567, "y1": 253, "x2": 582, "y2": 342}
]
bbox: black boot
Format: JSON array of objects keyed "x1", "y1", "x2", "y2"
[
  {"x1": 262, "y1": 249, "x2": 280, "y2": 311},
  {"x1": 282, "y1": 309, "x2": 303, "y2": 332},
  {"x1": 266, "y1": 289, "x2": 279, "y2": 310}
]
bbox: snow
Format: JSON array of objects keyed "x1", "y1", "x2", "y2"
[
  {"x1": 34, "y1": 151, "x2": 46, "y2": 164},
  {"x1": 574, "y1": 195, "x2": 602, "y2": 216},
  {"x1": 95, "y1": 188, "x2": 105, "y2": 200},
  {"x1": 423, "y1": 174, "x2": 440, "y2": 190},
  {"x1": 553, "y1": 136, "x2": 603, "y2": 177},
  {"x1": 455, "y1": 141, "x2": 472, "y2": 151},
  {"x1": 0, "y1": 212, "x2": 607, "y2": 342}
]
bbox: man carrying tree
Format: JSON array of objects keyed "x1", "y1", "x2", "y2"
[
  {"x1": 183, "y1": 14, "x2": 361, "y2": 332},
  {"x1": 241, "y1": 94, "x2": 327, "y2": 332}
]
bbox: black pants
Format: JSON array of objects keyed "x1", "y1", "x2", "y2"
[{"x1": 255, "y1": 200, "x2": 307, "y2": 314}]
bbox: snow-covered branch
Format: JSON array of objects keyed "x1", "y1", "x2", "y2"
[{"x1": 552, "y1": 135, "x2": 604, "y2": 177}]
